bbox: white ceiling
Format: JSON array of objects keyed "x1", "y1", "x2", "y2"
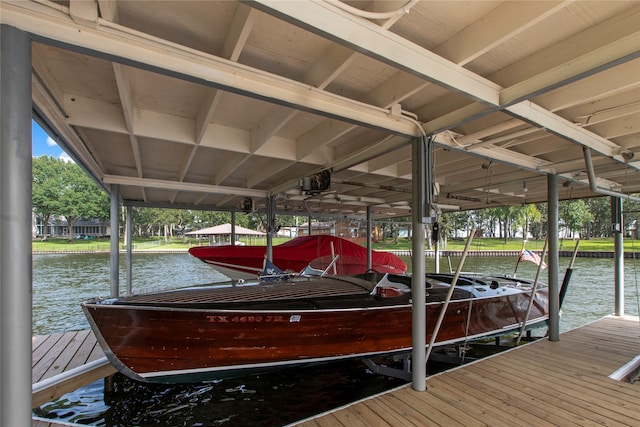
[{"x1": 3, "y1": 0, "x2": 640, "y2": 218}]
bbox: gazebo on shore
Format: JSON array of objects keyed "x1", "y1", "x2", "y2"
[{"x1": 186, "y1": 223, "x2": 265, "y2": 245}]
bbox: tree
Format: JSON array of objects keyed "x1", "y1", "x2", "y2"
[
  {"x1": 57, "y1": 163, "x2": 109, "y2": 242},
  {"x1": 32, "y1": 156, "x2": 66, "y2": 239},
  {"x1": 529, "y1": 203, "x2": 547, "y2": 239},
  {"x1": 559, "y1": 199, "x2": 593, "y2": 238},
  {"x1": 510, "y1": 204, "x2": 542, "y2": 239},
  {"x1": 586, "y1": 197, "x2": 611, "y2": 238},
  {"x1": 623, "y1": 197, "x2": 640, "y2": 239},
  {"x1": 484, "y1": 207, "x2": 510, "y2": 241}
]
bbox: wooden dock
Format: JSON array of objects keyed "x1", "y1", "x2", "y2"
[
  {"x1": 294, "y1": 315, "x2": 640, "y2": 426},
  {"x1": 32, "y1": 330, "x2": 116, "y2": 426},
  {"x1": 32, "y1": 316, "x2": 639, "y2": 426}
]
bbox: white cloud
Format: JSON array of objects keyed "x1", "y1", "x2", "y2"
[
  {"x1": 46, "y1": 136, "x2": 58, "y2": 147},
  {"x1": 59, "y1": 152, "x2": 75, "y2": 163}
]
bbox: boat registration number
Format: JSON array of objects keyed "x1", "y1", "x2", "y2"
[{"x1": 206, "y1": 315, "x2": 295, "y2": 323}]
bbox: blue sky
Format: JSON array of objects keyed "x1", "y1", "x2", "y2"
[{"x1": 32, "y1": 120, "x2": 72, "y2": 161}]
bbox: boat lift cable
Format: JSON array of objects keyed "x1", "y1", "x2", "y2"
[
  {"x1": 425, "y1": 228, "x2": 476, "y2": 363},
  {"x1": 516, "y1": 237, "x2": 548, "y2": 346}
]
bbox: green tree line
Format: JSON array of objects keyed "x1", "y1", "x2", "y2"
[
  {"x1": 33, "y1": 156, "x2": 640, "y2": 242},
  {"x1": 439, "y1": 197, "x2": 640, "y2": 242},
  {"x1": 32, "y1": 156, "x2": 300, "y2": 241}
]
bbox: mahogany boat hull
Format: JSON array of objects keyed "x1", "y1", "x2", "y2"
[{"x1": 83, "y1": 275, "x2": 549, "y2": 383}]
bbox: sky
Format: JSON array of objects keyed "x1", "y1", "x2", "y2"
[{"x1": 32, "y1": 120, "x2": 73, "y2": 162}]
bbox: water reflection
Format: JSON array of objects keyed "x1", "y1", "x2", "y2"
[{"x1": 35, "y1": 360, "x2": 408, "y2": 427}]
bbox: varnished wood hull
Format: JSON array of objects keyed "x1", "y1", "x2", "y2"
[{"x1": 83, "y1": 277, "x2": 549, "y2": 383}]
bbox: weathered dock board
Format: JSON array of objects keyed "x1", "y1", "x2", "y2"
[
  {"x1": 294, "y1": 315, "x2": 640, "y2": 426},
  {"x1": 32, "y1": 330, "x2": 116, "y2": 408}
]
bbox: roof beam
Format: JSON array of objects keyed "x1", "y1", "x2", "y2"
[
  {"x1": 250, "y1": 1, "x2": 640, "y2": 168},
  {"x1": 537, "y1": 63, "x2": 640, "y2": 113},
  {"x1": 1, "y1": 1, "x2": 418, "y2": 136},
  {"x1": 248, "y1": 0, "x2": 501, "y2": 105},
  {"x1": 500, "y1": 31, "x2": 640, "y2": 107},
  {"x1": 112, "y1": 64, "x2": 143, "y2": 179},
  {"x1": 102, "y1": 175, "x2": 267, "y2": 199},
  {"x1": 434, "y1": 0, "x2": 570, "y2": 65}
]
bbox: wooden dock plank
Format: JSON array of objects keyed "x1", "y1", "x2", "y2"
[
  {"x1": 433, "y1": 374, "x2": 546, "y2": 427},
  {"x1": 470, "y1": 358, "x2": 635, "y2": 425},
  {"x1": 32, "y1": 330, "x2": 116, "y2": 410},
  {"x1": 360, "y1": 396, "x2": 421, "y2": 426},
  {"x1": 445, "y1": 368, "x2": 593, "y2": 426},
  {"x1": 391, "y1": 387, "x2": 485, "y2": 427},
  {"x1": 87, "y1": 339, "x2": 105, "y2": 361},
  {"x1": 336, "y1": 400, "x2": 390, "y2": 426},
  {"x1": 295, "y1": 315, "x2": 640, "y2": 427},
  {"x1": 482, "y1": 354, "x2": 638, "y2": 422},
  {"x1": 504, "y1": 350, "x2": 639, "y2": 406},
  {"x1": 40, "y1": 331, "x2": 89, "y2": 381},
  {"x1": 32, "y1": 333, "x2": 64, "y2": 368},
  {"x1": 435, "y1": 368, "x2": 559, "y2": 426},
  {"x1": 73, "y1": 329, "x2": 100, "y2": 364},
  {"x1": 378, "y1": 392, "x2": 461, "y2": 426},
  {"x1": 32, "y1": 333, "x2": 77, "y2": 382},
  {"x1": 330, "y1": 407, "x2": 375, "y2": 427},
  {"x1": 367, "y1": 395, "x2": 425, "y2": 426},
  {"x1": 312, "y1": 413, "x2": 344, "y2": 427}
]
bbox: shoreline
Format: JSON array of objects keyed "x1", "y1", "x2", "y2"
[{"x1": 32, "y1": 249, "x2": 637, "y2": 258}]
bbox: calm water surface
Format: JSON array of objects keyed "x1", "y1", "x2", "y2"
[
  {"x1": 32, "y1": 252, "x2": 227, "y2": 335},
  {"x1": 32, "y1": 251, "x2": 640, "y2": 426}
]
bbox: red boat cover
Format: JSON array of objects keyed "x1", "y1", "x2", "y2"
[{"x1": 188, "y1": 235, "x2": 406, "y2": 275}]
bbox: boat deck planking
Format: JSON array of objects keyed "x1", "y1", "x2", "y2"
[{"x1": 117, "y1": 275, "x2": 378, "y2": 306}]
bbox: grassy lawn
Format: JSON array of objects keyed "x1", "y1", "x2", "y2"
[
  {"x1": 375, "y1": 237, "x2": 640, "y2": 252},
  {"x1": 32, "y1": 236, "x2": 640, "y2": 253},
  {"x1": 32, "y1": 236, "x2": 284, "y2": 252}
]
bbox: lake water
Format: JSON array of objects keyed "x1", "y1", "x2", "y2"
[{"x1": 32, "y1": 251, "x2": 640, "y2": 426}]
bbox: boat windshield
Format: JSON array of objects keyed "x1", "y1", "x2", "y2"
[
  {"x1": 302, "y1": 255, "x2": 341, "y2": 276},
  {"x1": 301, "y1": 255, "x2": 378, "y2": 277}
]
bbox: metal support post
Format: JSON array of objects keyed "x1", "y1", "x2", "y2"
[
  {"x1": 231, "y1": 211, "x2": 236, "y2": 245},
  {"x1": 110, "y1": 184, "x2": 120, "y2": 298},
  {"x1": 366, "y1": 206, "x2": 372, "y2": 270},
  {"x1": 548, "y1": 174, "x2": 560, "y2": 341},
  {"x1": 1, "y1": 24, "x2": 33, "y2": 427},
  {"x1": 126, "y1": 205, "x2": 133, "y2": 295},
  {"x1": 612, "y1": 196, "x2": 624, "y2": 316},
  {"x1": 434, "y1": 238, "x2": 440, "y2": 273},
  {"x1": 411, "y1": 135, "x2": 431, "y2": 391},
  {"x1": 266, "y1": 196, "x2": 276, "y2": 261}
]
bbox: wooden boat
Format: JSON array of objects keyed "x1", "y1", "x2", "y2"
[
  {"x1": 188, "y1": 235, "x2": 407, "y2": 278},
  {"x1": 82, "y1": 260, "x2": 549, "y2": 383}
]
